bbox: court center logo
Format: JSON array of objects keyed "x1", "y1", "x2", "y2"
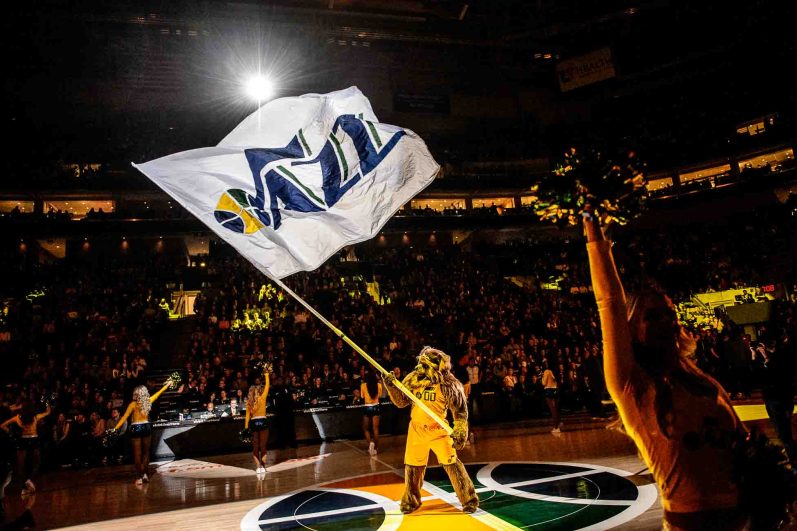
[
  {"x1": 240, "y1": 461, "x2": 657, "y2": 530},
  {"x1": 214, "y1": 114, "x2": 405, "y2": 233}
]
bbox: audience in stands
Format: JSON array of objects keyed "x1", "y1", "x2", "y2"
[{"x1": 0, "y1": 202, "x2": 794, "y2": 473}]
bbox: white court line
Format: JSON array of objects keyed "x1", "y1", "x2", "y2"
[
  {"x1": 420, "y1": 478, "x2": 522, "y2": 531},
  {"x1": 253, "y1": 492, "x2": 447, "y2": 526},
  {"x1": 577, "y1": 484, "x2": 659, "y2": 531},
  {"x1": 258, "y1": 502, "x2": 383, "y2": 525},
  {"x1": 272, "y1": 487, "x2": 401, "y2": 531},
  {"x1": 476, "y1": 463, "x2": 632, "y2": 506},
  {"x1": 477, "y1": 468, "x2": 606, "y2": 492}
]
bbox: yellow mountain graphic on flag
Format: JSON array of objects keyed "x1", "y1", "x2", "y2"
[{"x1": 214, "y1": 190, "x2": 265, "y2": 234}]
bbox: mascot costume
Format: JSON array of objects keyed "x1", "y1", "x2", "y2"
[{"x1": 383, "y1": 346, "x2": 479, "y2": 514}]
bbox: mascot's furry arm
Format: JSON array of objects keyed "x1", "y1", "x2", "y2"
[
  {"x1": 442, "y1": 373, "x2": 469, "y2": 450},
  {"x1": 382, "y1": 372, "x2": 412, "y2": 408}
]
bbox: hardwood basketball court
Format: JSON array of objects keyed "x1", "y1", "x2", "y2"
[{"x1": 2, "y1": 415, "x2": 677, "y2": 530}]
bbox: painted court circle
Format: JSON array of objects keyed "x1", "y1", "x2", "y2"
[{"x1": 241, "y1": 461, "x2": 658, "y2": 530}]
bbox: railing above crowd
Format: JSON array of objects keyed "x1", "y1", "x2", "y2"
[{"x1": 1, "y1": 140, "x2": 795, "y2": 223}]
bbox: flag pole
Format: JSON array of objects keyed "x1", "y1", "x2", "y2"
[{"x1": 270, "y1": 276, "x2": 453, "y2": 435}]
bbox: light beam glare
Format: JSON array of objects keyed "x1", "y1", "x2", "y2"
[{"x1": 244, "y1": 75, "x2": 275, "y2": 102}]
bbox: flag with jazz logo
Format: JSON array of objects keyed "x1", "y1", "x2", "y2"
[{"x1": 134, "y1": 87, "x2": 439, "y2": 279}]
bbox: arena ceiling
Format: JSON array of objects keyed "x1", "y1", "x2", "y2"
[{"x1": 2, "y1": 1, "x2": 793, "y2": 163}]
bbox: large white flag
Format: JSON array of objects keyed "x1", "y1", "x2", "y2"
[{"x1": 134, "y1": 87, "x2": 439, "y2": 279}]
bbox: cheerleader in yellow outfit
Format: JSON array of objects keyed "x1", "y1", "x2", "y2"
[
  {"x1": 1, "y1": 402, "x2": 51, "y2": 494},
  {"x1": 360, "y1": 371, "x2": 383, "y2": 456},
  {"x1": 114, "y1": 378, "x2": 172, "y2": 485},
  {"x1": 383, "y1": 346, "x2": 478, "y2": 514},
  {"x1": 245, "y1": 367, "x2": 271, "y2": 474}
]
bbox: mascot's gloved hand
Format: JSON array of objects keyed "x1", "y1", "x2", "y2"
[
  {"x1": 452, "y1": 420, "x2": 468, "y2": 450},
  {"x1": 383, "y1": 372, "x2": 398, "y2": 387}
]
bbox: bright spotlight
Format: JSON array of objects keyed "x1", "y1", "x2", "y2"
[{"x1": 245, "y1": 75, "x2": 274, "y2": 102}]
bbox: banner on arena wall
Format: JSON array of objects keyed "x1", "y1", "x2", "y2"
[
  {"x1": 393, "y1": 93, "x2": 450, "y2": 114},
  {"x1": 556, "y1": 48, "x2": 616, "y2": 92},
  {"x1": 134, "y1": 87, "x2": 439, "y2": 279}
]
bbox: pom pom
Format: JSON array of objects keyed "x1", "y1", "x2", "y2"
[
  {"x1": 167, "y1": 372, "x2": 182, "y2": 390},
  {"x1": 239, "y1": 428, "x2": 252, "y2": 444},
  {"x1": 101, "y1": 428, "x2": 121, "y2": 449},
  {"x1": 532, "y1": 147, "x2": 648, "y2": 226},
  {"x1": 252, "y1": 360, "x2": 273, "y2": 374},
  {"x1": 40, "y1": 392, "x2": 57, "y2": 408}
]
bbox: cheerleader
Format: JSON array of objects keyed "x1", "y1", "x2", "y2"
[
  {"x1": 541, "y1": 364, "x2": 561, "y2": 433},
  {"x1": 360, "y1": 371, "x2": 382, "y2": 456},
  {"x1": 245, "y1": 367, "x2": 271, "y2": 473},
  {"x1": 0, "y1": 401, "x2": 51, "y2": 494},
  {"x1": 114, "y1": 378, "x2": 172, "y2": 485}
]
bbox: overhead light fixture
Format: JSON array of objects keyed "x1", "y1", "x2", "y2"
[{"x1": 245, "y1": 75, "x2": 275, "y2": 102}]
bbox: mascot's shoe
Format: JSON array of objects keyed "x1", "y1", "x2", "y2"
[
  {"x1": 400, "y1": 465, "x2": 425, "y2": 514},
  {"x1": 444, "y1": 460, "x2": 479, "y2": 513}
]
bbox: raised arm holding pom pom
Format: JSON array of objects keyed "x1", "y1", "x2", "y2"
[
  {"x1": 245, "y1": 364, "x2": 271, "y2": 475},
  {"x1": 114, "y1": 378, "x2": 172, "y2": 485},
  {"x1": 584, "y1": 212, "x2": 754, "y2": 530}
]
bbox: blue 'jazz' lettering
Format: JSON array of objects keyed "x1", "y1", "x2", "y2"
[{"x1": 240, "y1": 115, "x2": 406, "y2": 230}]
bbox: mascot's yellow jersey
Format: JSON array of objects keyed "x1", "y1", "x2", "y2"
[{"x1": 410, "y1": 383, "x2": 448, "y2": 425}]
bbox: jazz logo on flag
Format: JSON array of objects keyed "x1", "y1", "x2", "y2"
[
  {"x1": 214, "y1": 114, "x2": 405, "y2": 233},
  {"x1": 134, "y1": 86, "x2": 439, "y2": 279}
]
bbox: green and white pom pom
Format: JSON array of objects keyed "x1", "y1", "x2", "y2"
[
  {"x1": 532, "y1": 147, "x2": 648, "y2": 227},
  {"x1": 168, "y1": 371, "x2": 182, "y2": 389},
  {"x1": 102, "y1": 428, "x2": 121, "y2": 448},
  {"x1": 252, "y1": 360, "x2": 273, "y2": 374}
]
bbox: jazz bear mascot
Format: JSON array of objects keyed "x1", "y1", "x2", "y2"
[{"x1": 383, "y1": 346, "x2": 479, "y2": 514}]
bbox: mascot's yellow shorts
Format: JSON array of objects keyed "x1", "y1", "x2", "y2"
[{"x1": 405, "y1": 421, "x2": 457, "y2": 466}]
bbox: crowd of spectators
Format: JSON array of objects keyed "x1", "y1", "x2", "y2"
[
  {"x1": 0, "y1": 250, "x2": 178, "y2": 467},
  {"x1": 0, "y1": 200, "x2": 795, "y2": 473},
  {"x1": 181, "y1": 259, "x2": 416, "y2": 414},
  {"x1": 377, "y1": 242, "x2": 606, "y2": 419}
]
